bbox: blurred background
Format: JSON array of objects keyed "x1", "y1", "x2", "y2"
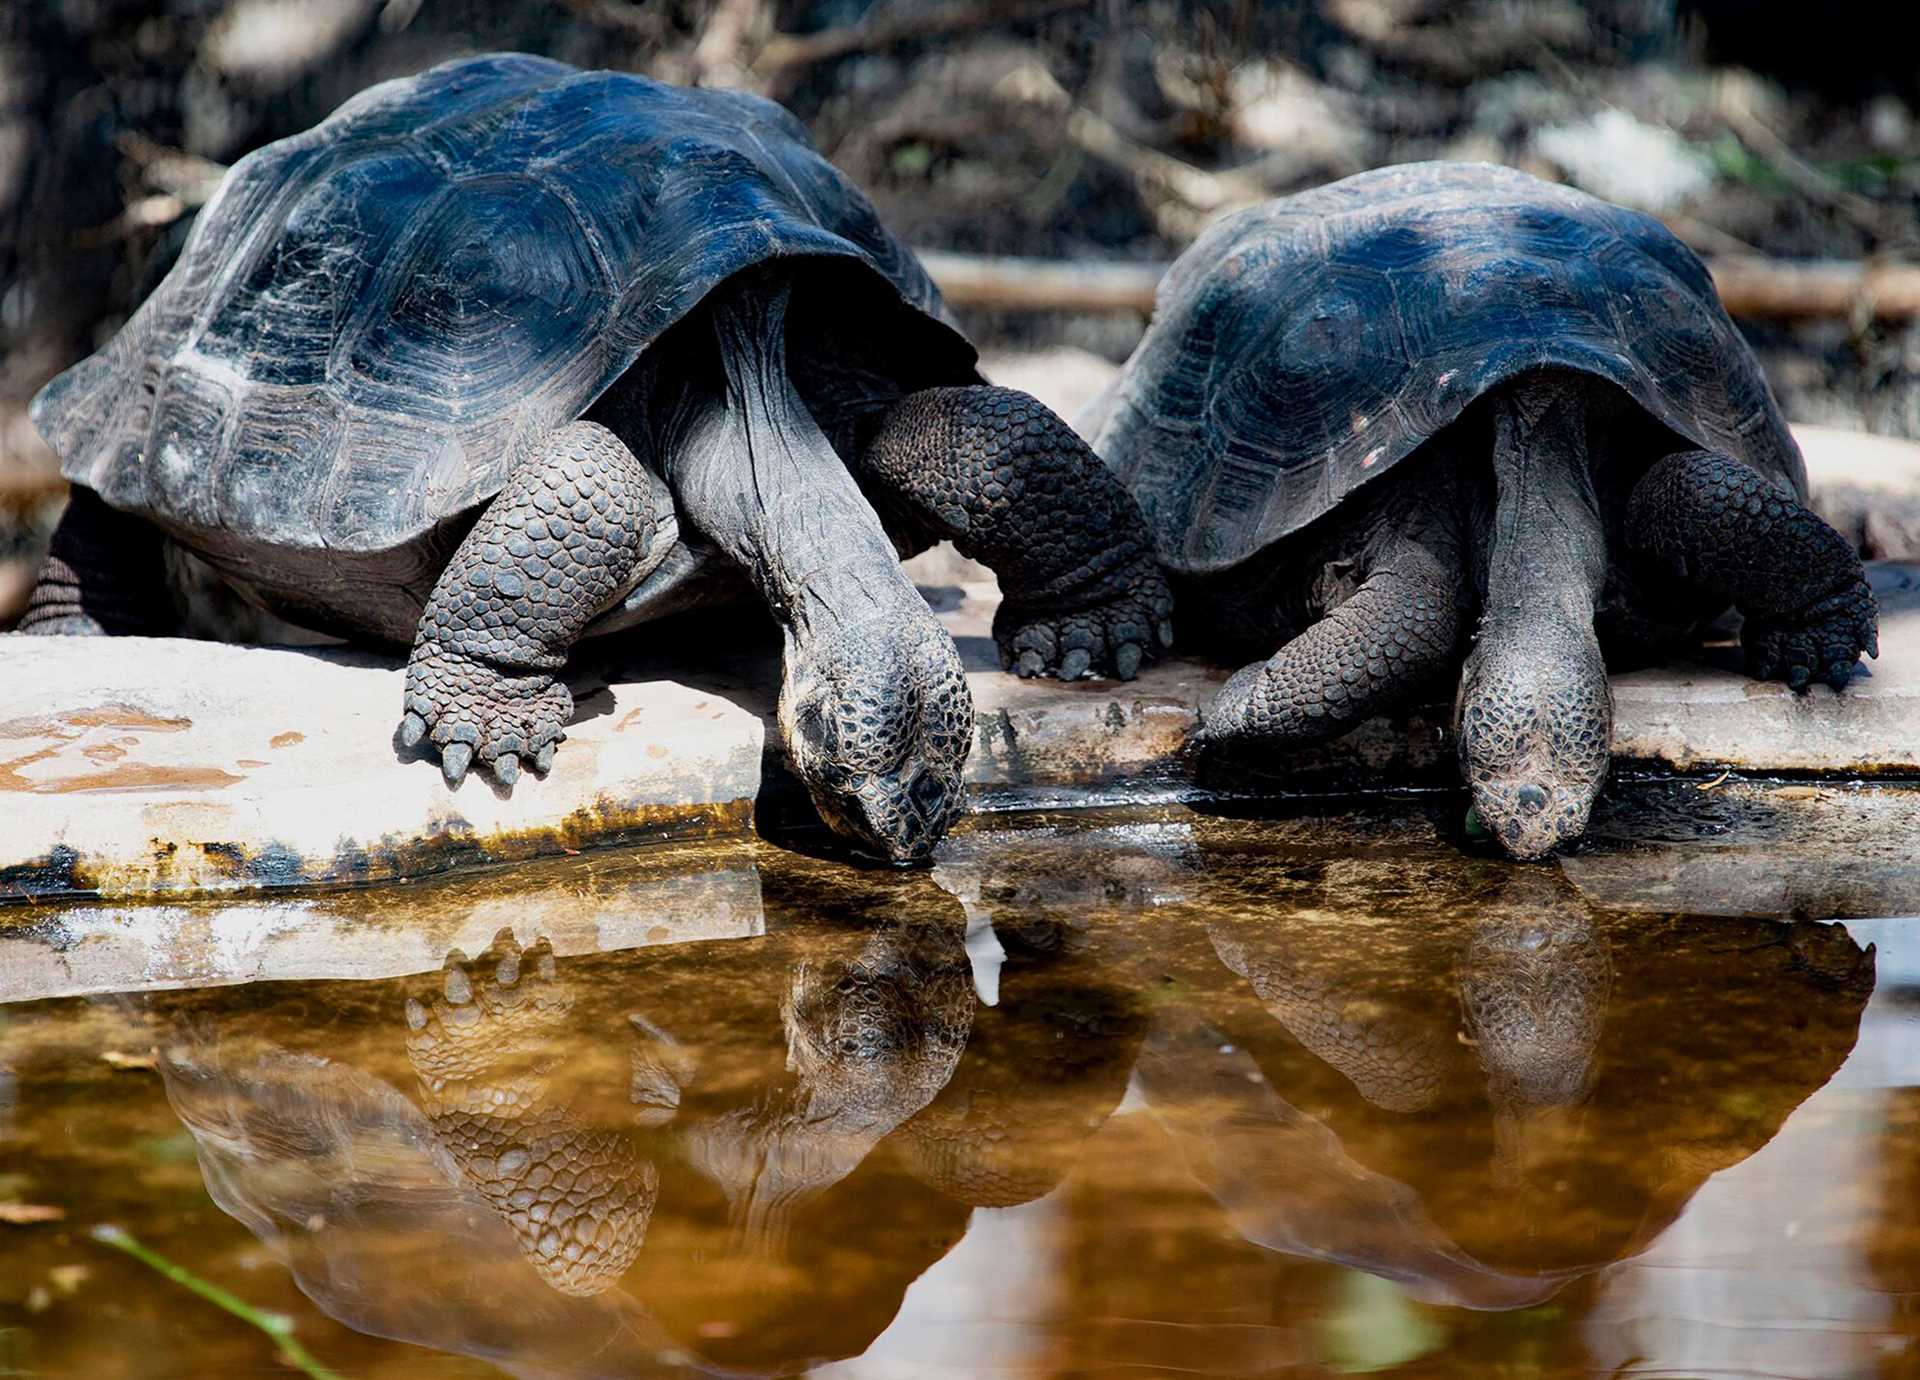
[{"x1": 3, "y1": 0, "x2": 1916, "y2": 620}]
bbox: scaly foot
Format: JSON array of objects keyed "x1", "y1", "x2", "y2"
[
  {"x1": 996, "y1": 565, "x2": 1175, "y2": 682},
  {"x1": 400, "y1": 647, "x2": 572, "y2": 787},
  {"x1": 405, "y1": 931, "x2": 654, "y2": 1297},
  {"x1": 1742, "y1": 578, "x2": 1878, "y2": 691}
]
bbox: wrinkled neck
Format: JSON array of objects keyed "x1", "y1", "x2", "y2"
[
  {"x1": 665, "y1": 275, "x2": 922, "y2": 645},
  {"x1": 1478, "y1": 378, "x2": 1608, "y2": 640}
]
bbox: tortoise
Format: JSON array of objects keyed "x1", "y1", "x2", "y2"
[
  {"x1": 20, "y1": 53, "x2": 1173, "y2": 864},
  {"x1": 1084, "y1": 162, "x2": 1877, "y2": 859}
]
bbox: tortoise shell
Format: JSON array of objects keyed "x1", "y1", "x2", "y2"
[
  {"x1": 1084, "y1": 162, "x2": 1806, "y2": 575},
  {"x1": 33, "y1": 53, "x2": 970, "y2": 557}
]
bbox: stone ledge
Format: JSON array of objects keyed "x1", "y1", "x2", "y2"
[
  {"x1": 1, "y1": 562, "x2": 1915, "y2": 901},
  {"x1": 6, "y1": 782, "x2": 1916, "y2": 1005}
]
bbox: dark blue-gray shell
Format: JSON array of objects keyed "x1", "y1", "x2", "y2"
[
  {"x1": 34, "y1": 53, "x2": 968, "y2": 554},
  {"x1": 1086, "y1": 162, "x2": 1805, "y2": 574}
]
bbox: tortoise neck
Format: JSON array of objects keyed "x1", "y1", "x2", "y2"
[
  {"x1": 1478, "y1": 373, "x2": 1608, "y2": 635},
  {"x1": 666, "y1": 274, "x2": 929, "y2": 643}
]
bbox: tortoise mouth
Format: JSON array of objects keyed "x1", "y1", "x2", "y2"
[
  {"x1": 808, "y1": 784, "x2": 954, "y2": 868},
  {"x1": 848, "y1": 844, "x2": 936, "y2": 870},
  {"x1": 1468, "y1": 780, "x2": 1597, "y2": 861}
]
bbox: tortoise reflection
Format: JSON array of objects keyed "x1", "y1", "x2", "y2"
[
  {"x1": 1147, "y1": 853, "x2": 1873, "y2": 1305},
  {"x1": 126, "y1": 823, "x2": 1877, "y2": 1377}
]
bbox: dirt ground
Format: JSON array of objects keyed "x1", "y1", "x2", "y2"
[{"x1": 2, "y1": 0, "x2": 1916, "y2": 618}]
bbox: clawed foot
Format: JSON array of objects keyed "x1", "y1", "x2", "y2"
[
  {"x1": 996, "y1": 565, "x2": 1176, "y2": 682},
  {"x1": 627, "y1": 1012, "x2": 695, "y2": 1126},
  {"x1": 405, "y1": 930, "x2": 571, "y2": 1100},
  {"x1": 400, "y1": 645, "x2": 572, "y2": 787},
  {"x1": 1742, "y1": 578, "x2": 1878, "y2": 692}
]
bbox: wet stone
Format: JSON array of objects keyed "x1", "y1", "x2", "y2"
[{"x1": 2, "y1": 560, "x2": 1919, "y2": 899}]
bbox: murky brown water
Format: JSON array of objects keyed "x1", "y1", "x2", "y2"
[{"x1": 3, "y1": 793, "x2": 1919, "y2": 1378}]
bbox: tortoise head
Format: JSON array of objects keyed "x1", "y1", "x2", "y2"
[
  {"x1": 1456, "y1": 616, "x2": 1612, "y2": 861},
  {"x1": 779, "y1": 613, "x2": 973, "y2": 866}
]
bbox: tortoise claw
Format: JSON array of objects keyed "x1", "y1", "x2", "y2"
[
  {"x1": 443, "y1": 961, "x2": 473, "y2": 1005},
  {"x1": 400, "y1": 712, "x2": 427, "y2": 747},
  {"x1": 442, "y1": 742, "x2": 473, "y2": 785}
]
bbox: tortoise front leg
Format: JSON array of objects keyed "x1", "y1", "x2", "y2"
[
  {"x1": 400, "y1": 421, "x2": 673, "y2": 786},
  {"x1": 1626, "y1": 449, "x2": 1877, "y2": 691},
  {"x1": 1199, "y1": 537, "x2": 1463, "y2": 750},
  {"x1": 19, "y1": 488, "x2": 175, "y2": 635},
  {"x1": 860, "y1": 387, "x2": 1175, "y2": 681}
]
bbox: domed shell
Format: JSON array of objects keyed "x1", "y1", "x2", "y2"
[
  {"x1": 1084, "y1": 162, "x2": 1806, "y2": 574},
  {"x1": 34, "y1": 53, "x2": 967, "y2": 555}
]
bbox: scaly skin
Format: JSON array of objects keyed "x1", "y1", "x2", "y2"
[
  {"x1": 1456, "y1": 375, "x2": 1614, "y2": 861},
  {"x1": 669, "y1": 277, "x2": 973, "y2": 864},
  {"x1": 1201, "y1": 547, "x2": 1462, "y2": 750},
  {"x1": 400, "y1": 421, "x2": 672, "y2": 786},
  {"x1": 19, "y1": 488, "x2": 175, "y2": 635},
  {"x1": 1188, "y1": 461, "x2": 1469, "y2": 754},
  {"x1": 862, "y1": 387, "x2": 1176, "y2": 681},
  {"x1": 405, "y1": 931, "x2": 658, "y2": 1298},
  {"x1": 1627, "y1": 448, "x2": 1878, "y2": 691}
]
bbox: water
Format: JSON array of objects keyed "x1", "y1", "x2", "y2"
[{"x1": 2, "y1": 793, "x2": 1919, "y2": 1378}]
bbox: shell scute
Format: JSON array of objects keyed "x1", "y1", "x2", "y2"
[
  {"x1": 201, "y1": 151, "x2": 440, "y2": 390},
  {"x1": 343, "y1": 175, "x2": 610, "y2": 427},
  {"x1": 220, "y1": 386, "x2": 345, "y2": 536}
]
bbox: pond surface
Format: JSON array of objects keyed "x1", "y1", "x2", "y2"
[{"x1": 2, "y1": 794, "x2": 1918, "y2": 1379}]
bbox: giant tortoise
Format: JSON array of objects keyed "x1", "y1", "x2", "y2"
[
  {"x1": 1086, "y1": 162, "x2": 1876, "y2": 858},
  {"x1": 21, "y1": 53, "x2": 1173, "y2": 864}
]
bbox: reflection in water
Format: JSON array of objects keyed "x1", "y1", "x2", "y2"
[
  {"x1": 405, "y1": 930, "x2": 660, "y2": 1298},
  {"x1": 33, "y1": 817, "x2": 1883, "y2": 1377},
  {"x1": 1456, "y1": 870, "x2": 1611, "y2": 1185},
  {"x1": 678, "y1": 912, "x2": 974, "y2": 1253},
  {"x1": 1169, "y1": 849, "x2": 1874, "y2": 1308},
  {"x1": 894, "y1": 915, "x2": 1147, "y2": 1209},
  {"x1": 156, "y1": 1015, "x2": 678, "y2": 1377}
]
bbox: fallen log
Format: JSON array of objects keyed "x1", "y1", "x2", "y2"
[
  {"x1": 917, "y1": 251, "x2": 1163, "y2": 313},
  {"x1": 1706, "y1": 256, "x2": 1920, "y2": 323},
  {"x1": 921, "y1": 249, "x2": 1920, "y2": 322}
]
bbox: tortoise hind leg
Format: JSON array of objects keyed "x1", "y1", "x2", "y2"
[
  {"x1": 400, "y1": 420, "x2": 674, "y2": 787},
  {"x1": 19, "y1": 488, "x2": 174, "y2": 635},
  {"x1": 1626, "y1": 449, "x2": 1877, "y2": 691},
  {"x1": 1200, "y1": 536, "x2": 1463, "y2": 750}
]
